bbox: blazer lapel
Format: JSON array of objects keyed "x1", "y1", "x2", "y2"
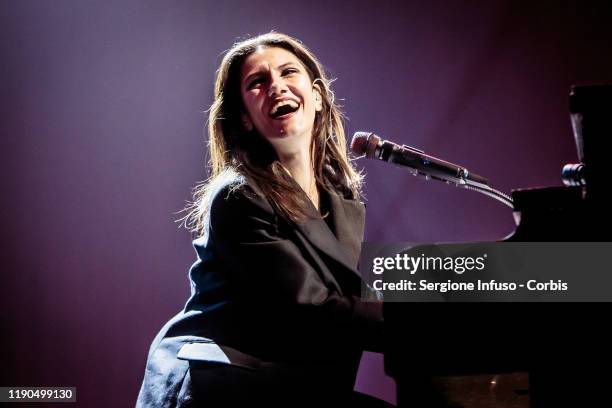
[
  {"x1": 326, "y1": 190, "x2": 366, "y2": 267},
  {"x1": 293, "y1": 188, "x2": 366, "y2": 282},
  {"x1": 243, "y1": 173, "x2": 366, "y2": 282}
]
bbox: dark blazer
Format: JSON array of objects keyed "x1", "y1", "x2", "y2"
[{"x1": 136, "y1": 172, "x2": 383, "y2": 407}]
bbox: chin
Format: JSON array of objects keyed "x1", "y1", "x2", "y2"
[
  {"x1": 266, "y1": 129, "x2": 311, "y2": 153},
  {"x1": 267, "y1": 124, "x2": 304, "y2": 140}
]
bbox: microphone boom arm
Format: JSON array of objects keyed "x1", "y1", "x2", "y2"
[{"x1": 353, "y1": 132, "x2": 514, "y2": 209}]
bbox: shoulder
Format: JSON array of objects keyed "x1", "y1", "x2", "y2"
[
  {"x1": 208, "y1": 170, "x2": 274, "y2": 220},
  {"x1": 191, "y1": 168, "x2": 278, "y2": 246},
  {"x1": 206, "y1": 169, "x2": 279, "y2": 240}
]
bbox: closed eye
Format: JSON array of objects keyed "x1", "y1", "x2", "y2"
[
  {"x1": 246, "y1": 77, "x2": 264, "y2": 90},
  {"x1": 282, "y1": 68, "x2": 299, "y2": 76},
  {"x1": 245, "y1": 67, "x2": 299, "y2": 89}
]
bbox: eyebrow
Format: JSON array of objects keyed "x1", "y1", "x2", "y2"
[{"x1": 243, "y1": 62, "x2": 301, "y2": 86}]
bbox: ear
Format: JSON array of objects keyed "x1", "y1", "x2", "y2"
[
  {"x1": 312, "y1": 85, "x2": 323, "y2": 112},
  {"x1": 241, "y1": 112, "x2": 253, "y2": 131}
]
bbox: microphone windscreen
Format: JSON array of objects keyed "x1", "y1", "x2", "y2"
[
  {"x1": 350, "y1": 132, "x2": 369, "y2": 156},
  {"x1": 351, "y1": 132, "x2": 380, "y2": 158}
]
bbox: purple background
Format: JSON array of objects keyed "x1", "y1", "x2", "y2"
[{"x1": 2, "y1": 0, "x2": 611, "y2": 406}]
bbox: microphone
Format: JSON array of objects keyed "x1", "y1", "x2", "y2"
[{"x1": 351, "y1": 131, "x2": 489, "y2": 187}]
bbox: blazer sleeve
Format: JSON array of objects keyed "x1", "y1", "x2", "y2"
[{"x1": 209, "y1": 184, "x2": 383, "y2": 352}]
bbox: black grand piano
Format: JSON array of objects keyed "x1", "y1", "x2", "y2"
[{"x1": 381, "y1": 85, "x2": 612, "y2": 408}]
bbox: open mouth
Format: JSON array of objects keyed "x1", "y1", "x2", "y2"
[{"x1": 269, "y1": 100, "x2": 300, "y2": 119}]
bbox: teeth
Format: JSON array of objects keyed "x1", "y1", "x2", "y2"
[{"x1": 270, "y1": 100, "x2": 299, "y2": 116}]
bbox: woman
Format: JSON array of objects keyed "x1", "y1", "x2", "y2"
[{"x1": 137, "y1": 32, "x2": 387, "y2": 407}]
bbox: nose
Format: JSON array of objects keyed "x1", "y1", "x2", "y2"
[{"x1": 267, "y1": 73, "x2": 287, "y2": 97}]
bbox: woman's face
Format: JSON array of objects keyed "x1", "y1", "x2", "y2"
[{"x1": 240, "y1": 46, "x2": 322, "y2": 158}]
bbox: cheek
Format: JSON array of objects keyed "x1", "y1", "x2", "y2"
[
  {"x1": 296, "y1": 77, "x2": 313, "y2": 101},
  {"x1": 242, "y1": 92, "x2": 261, "y2": 114},
  {"x1": 303, "y1": 97, "x2": 317, "y2": 118},
  {"x1": 296, "y1": 75, "x2": 310, "y2": 87}
]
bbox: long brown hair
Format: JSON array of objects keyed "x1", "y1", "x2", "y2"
[{"x1": 183, "y1": 32, "x2": 362, "y2": 236}]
